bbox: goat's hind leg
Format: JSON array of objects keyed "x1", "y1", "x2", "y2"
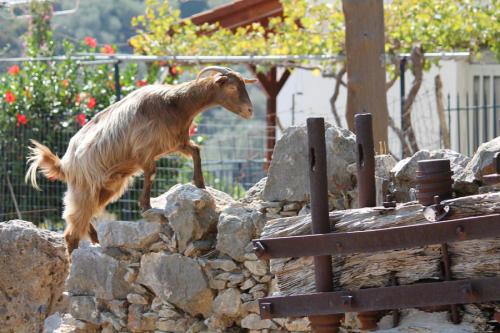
[
  {"x1": 89, "y1": 223, "x2": 99, "y2": 244},
  {"x1": 139, "y1": 162, "x2": 156, "y2": 212},
  {"x1": 63, "y1": 188, "x2": 98, "y2": 256}
]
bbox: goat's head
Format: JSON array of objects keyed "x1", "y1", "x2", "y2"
[{"x1": 197, "y1": 66, "x2": 257, "y2": 119}]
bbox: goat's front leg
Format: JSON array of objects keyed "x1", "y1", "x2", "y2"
[
  {"x1": 140, "y1": 162, "x2": 156, "y2": 212},
  {"x1": 181, "y1": 142, "x2": 205, "y2": 189}
]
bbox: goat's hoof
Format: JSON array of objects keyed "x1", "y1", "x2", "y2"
[
  {"x1": 194, "y1": 182, "x2": 206, "y2": 189},
  {"x1": 141, "y1": 206, "x2": 152, "y2": 214}
]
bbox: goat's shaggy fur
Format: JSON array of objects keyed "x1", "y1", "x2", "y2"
[{"x1": 26, "y1": 68, "x2": 254, "y2": 255}]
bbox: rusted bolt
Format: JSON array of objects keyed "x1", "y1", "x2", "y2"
[
  {"x1": 260, "y1": 302, "x2": 272, "y2": 318},
  {"x1": 462, "y1": 283, "x2": 472, "y2": 295},
  {"x1": 456, "y1": 226, "x2": 465, "y2": 237},
  {"x1": 342, "y1": 294, "x2": 353, "y2": 307},
  {"x1": 383, "y1": 194, "x2": 397, "y2": 208},
  {"x1": 433, "y1": 195, "x2": 447, "y2": 216},
  {"x1": 252, "y1": 241, "x2": 266, "y2": 258}
]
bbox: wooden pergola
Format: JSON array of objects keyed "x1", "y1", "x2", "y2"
[{"x1": 190, "y1": 0, "x2": 290, "y2": 164}]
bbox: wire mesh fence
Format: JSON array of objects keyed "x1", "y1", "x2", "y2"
[{"x1": 0, "y1": 120, "x2": 270, "y2": 228}]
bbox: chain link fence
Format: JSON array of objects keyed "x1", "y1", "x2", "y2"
[{"x1": 0, "y1": 120, "x2": 269, "y2": 228}]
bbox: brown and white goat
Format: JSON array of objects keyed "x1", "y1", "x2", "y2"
[{"x1": 26, "y1": 66, "x2": 256, "y2": 255}]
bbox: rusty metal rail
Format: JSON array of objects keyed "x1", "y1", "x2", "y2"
[
  {"x1": 258, "y1": 277, "x2": 500, "y2": 319},
  {"x1": 254, "y1": 116, "x2": 500, "y2": 330},
  {"x1": 253, "y1": 213, "x2": 500, "y2": 259}
]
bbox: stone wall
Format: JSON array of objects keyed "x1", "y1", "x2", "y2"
[{"x1": 62, "y1": 183, "x2": 311, "y2": 333}]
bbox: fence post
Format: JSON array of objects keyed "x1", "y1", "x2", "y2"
[
  {"x1": 306, "y1": 118, "x2": 342, "y2": 333},
  {"x1": 114, "y1": 61, "x2": 122, "y2": 101},
  {"x1": 494, "y1": 95, "x2": 497, "y2": 137},
  {"x1": 355, "y1": 113, "x2": 376, "y2": 208},
  {"x1": 483, "y1": 91, "x2": 488, "y2": 142},
  {"x1": 447, "y1": 93, "x2": 451, "y2": 149},
  {"x1": 399, "y1": 57, "x2": 406, "y2": 157},
  {"x1": 456, "y1": 93, "x2": 461, "y2": 153},
  {"x1": 466, "y1": 93, "x2": 470, "y2": 156}
]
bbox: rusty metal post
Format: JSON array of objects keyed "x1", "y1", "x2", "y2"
[
  {"x1": 355, "y1": 113, "x2": 376, "y2": 208},
  {"x1": 307, "y1": 118, "x2": 342, "y2": 332},
  {"x1": 355, "y1": 113, "x2": 383, "y2": 330}
]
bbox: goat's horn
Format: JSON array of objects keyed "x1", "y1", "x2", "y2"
[{"x1": 197, "y1": 66, "x2": 232, "y2": 80}]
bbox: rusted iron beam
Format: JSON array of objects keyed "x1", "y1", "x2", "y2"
[
  {"x1": 355, "y1": 113, "x2": 376, "y2": 208},
  {"x1": 253, "y1": 213, "x2": 500, "y2": 259},
  {"x1": 355, "y1": 113, "x2": 380, "y2": 329},
  {"x1": 258, "y1": 277, "x2": 500, "y2": 319},
  {"x1": 306, "y1": 117, "x2": 342, "y2": 332}
]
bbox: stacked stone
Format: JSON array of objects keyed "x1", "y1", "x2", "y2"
[{"x1": 62, "y1": 183, "x2": 308, "y2": 332}]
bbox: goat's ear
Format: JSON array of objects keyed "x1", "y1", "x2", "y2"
[
  {"x1": 244, "y1": 78, "x2": 258, "y2": 84},
  {"x1": 214, "y1": 74, "x2": 228, "y2": 86}
]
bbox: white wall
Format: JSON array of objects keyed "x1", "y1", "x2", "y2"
[{"x1": 276, "y1": 59, "x2": 498, "y2": 158}]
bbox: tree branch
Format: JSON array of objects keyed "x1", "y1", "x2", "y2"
[
  {"x1": 388, "y1": 115, "x2": 411, "y2": 156},
  {"x1": 385, "y1": 54, "x2": 400, "y2": 92},
  {"x1": 402, "y1": 45, "x2": 424, "y2": 156},
  {"x1": 329, "y1": 65, "x2": 346, "y2": 127}
]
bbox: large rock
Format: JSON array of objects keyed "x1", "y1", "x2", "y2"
[
  {"x1": 262, "y1": 124, "x2": 357, "y2": 207},
  {"x1": 216, "y1": 203, "x2": 266, "y2": 262},
  {"x1": 136, "y1": 253, "x2": 213, "y2": 316},
  {"x1": 0, "y1": 220, "x2": 69, "y2": 333},
  {"x1": 456, "y1": 137, "x2": 500, "y2": 185},
  {"x1": 65, "y1": 246, "x2": 130, "y2": 300},
  {"x1": 242, "y1": 177, "x2": 267, "y2": 204},
  {"x1": 162, "y1": 184, "x2": 221, "y2": 252},
  {"x1": 97, "y1": 220, "x2": 161, "y2": 249}
]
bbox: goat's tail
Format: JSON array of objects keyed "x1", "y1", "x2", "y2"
[{"x1": 25, "y1": 140, "x2": 66, "y2": 190}]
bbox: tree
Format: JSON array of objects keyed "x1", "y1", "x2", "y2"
[
  {"x1": 130, "y1": 0, "x2": 498, "y2": 155},
  {"x1": 343, "y1": 0, "x2": 389, "y2": 148}
]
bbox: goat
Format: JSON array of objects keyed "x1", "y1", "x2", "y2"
[{"x1": 26, "y1": 66, "x2": 256, "y2": 255}]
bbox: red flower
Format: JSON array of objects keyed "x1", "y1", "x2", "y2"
[
  {"x1": 136, "y1": 80, "x2": 148, "y2": 87},
  {"x1": 189, "y1": 123, "x2": 197, "y2": 137},
  {"x1": 101, "y1": 44, "x2": 115, "y2": 55},
  {"x1": 75, "y1": 94, "x2": 81, "y2": 104},
  {"x1": 5, "y1": 91, "x2": 16, "y2": 104},
  {"x1": 16, "y1": 114, "x2": 27, "y2": 127},
  {"x1": 170, "y1": 66, "x2": 177, "y2": 76},
  {"x1": 62, "y1": 79, "x2": 69, "y2": 87},
  {"x1": 75, "y1": 113, "x2": 86, "y2": 126},
  {"x1": 8, "y1": 65, "x2": 20, "y2": 75},
  {"x1": 84, "y1": 36, "x2": 97, "y2": 48},
  {"x1": 87, "y1": 97, "x2": 96, "y2": 109}
]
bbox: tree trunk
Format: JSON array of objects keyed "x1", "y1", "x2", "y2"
[
  {"x1": 343, "y1": 0, "x2": 389, "y2": 150},
  {"x1": 402, "y1": 45, "x2": 424, "y2": 156},
  {"x1": 435, "y1": 74, "x2": 451, "y2": 149}
]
